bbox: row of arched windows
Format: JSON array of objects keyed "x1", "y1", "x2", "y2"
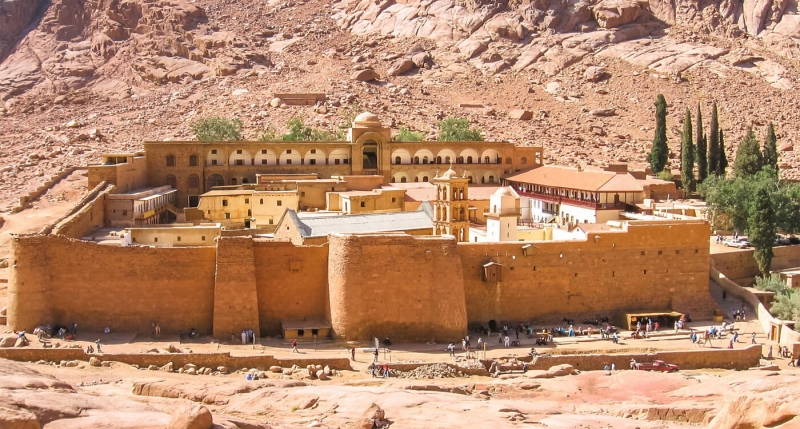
[{"x1": 392, "y1": 156, "x2": 510, "y2": 165}]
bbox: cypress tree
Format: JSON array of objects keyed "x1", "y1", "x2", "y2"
[
  {"x1": 648, "y1": 94, "x2": 669, "y2": 174},
  {"x1": 763, "y1": 122, "x2": 778, "y2": 176},
  {"x1": 696, "y1": 104, "x2": 707, "y2": 183},
  {"x1": 734, "y1": 126, "x2": 764, "y2": 178},
  {"x1": 708, "y1": 103, "x2": 719, "y2": 176},
  {"x1": 680, "y1": 108, "x2": 694, "y2": 192},
  {"x1": 717, "y1": 129, "x2": 728, "y2": 176},
  {"x1": 748, "y1": 186, "x2": 776, "y2": 275}
]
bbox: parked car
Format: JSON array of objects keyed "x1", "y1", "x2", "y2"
[
  {"x1": 724, "y1": 239, "x2": 750, "y2": 249},
  {"x1": 775, "y1": 236, "x2": 791, "y2": 246},
  {"x1": 634, "y1": 360, "x2": 679, "y2": 372}
]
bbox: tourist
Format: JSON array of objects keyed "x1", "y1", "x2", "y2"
[
  {"x1": 462, "y1": 338, "x2": 467, "y2": 351},
  {"x1": 515, "y1": 327, "x2": 519, "y2": 340},
  {"x1": 568, "y1": 325, "x2": 575, "y2": 337},
  {"x1": 790, "y1": 353, "x2": 796, "y2": 366},
  {"x1": 153, "y1": 323, "x2": 161, "y2": 339},
  {"x1": 604, "y1": 364, "x2": 610, "y2": 375},
  {"x1": 654, "y1": 322, "x2": 659, "y2": 331},
  {"x1": 611, "y1": 363, "x2": 616, "y2": 373},
  {"x1": 498, "y1": 331, "x2": 503, "y2": 344},
  {"x1": 629, "y1": 358, "x2": 636, "y2": 370},
  {"x1": 728, "y1": 339, "x2": 734, "y2": 349},
  {"x1": 674, "y1": 321, "x2": 679, "y2": 332},
  {"x1": 504, "y1": 336, "x2": 510, "y2": 347},
  {"x1": 751, "y1": 333, "x2": 757, "y2": 344},
  {"x1": 95, "y1": 339, "x2": 102, "y2": 353},
  {"x1": 104, "y1": 326, "x2": 111, "y2": 334},
  {"x1": 71, "y1": 322, "x2": 78, "y2": 336},
  {"x1": 292, "y1": 339, "x2": 298, "y2": 353},
  {"x1": 477, "y1": 337, "x2": 482, "y2": 349},
  {"x1": 58, "y1": 327, "x2": 66, "y2": 340},
  {"x1": 731, "y1": 331, "x2": 738, "y2": 343},
  {"x1": 86, "y1": 345, "x2": 94, "y2": 354},
  {"x1": 189, "y1": 328, "x2": 197, "y2": 339},
  {"x1": 612, "y1": 332, "x2": 619, "y2": 344},
  {"x1": 768, "y1": 345, "x2": 773, "y2": 359},
  {"x1": 448, "y1": 343, "x2": 455, "y2": 357},
  {"x1": 241, "y1": 330, "x2": 247, "y2": 345},
  {"x1": 587, "y1": 326, "x2": 593, "y2": 338},
  {"x1": 522, "y1": 362, "x2": 527, "y2": 373},
  {"x1": 373, "y1": 348, "x2": 379, "y2": 363},
  {"x1": 351, "y1": 347, "x2": 356, "y2": 361},
  {"x1": 383, "y1": 364, "x2": 390, "y2": 378},
  {"x1": 369, "y1": 362, "x2": 376, "y2": 377}
]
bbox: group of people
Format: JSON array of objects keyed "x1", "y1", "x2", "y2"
[
  {"x1": 369, "y1": 362, "x2": 391, "y2": 378},
  {"x1": 732, "y1": 309, "x2": 747, "y2": 321},
  {"x1": 240, "y1": 329, "x2": 256, "y2": 345}
]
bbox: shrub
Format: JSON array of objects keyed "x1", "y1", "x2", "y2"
[
  {"x1": 393, "y1": 127, "x2": 424, "y2": 141},
  {"x1": 754, "y1": 274, "x2": 787, "y2": 295},
  {"x1": 656, "y1": 170, "x2": 674, "y2": 181},
  {"x1": 257, "y1": 127, "x2": 280, "y2": 141},
  {"x1": 282, "y1": 118, "x2": 345, "y2": 141},
  {"x1": 190, "y1": 117, "x2": 243, "y2": 141},
  {"x1": 437, "y1": 117, "x2": 483, "y2": 141}
]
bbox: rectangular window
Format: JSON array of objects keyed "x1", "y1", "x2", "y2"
[
  {"x1": 311, "y1": 149, "x2": 316, "y2": 154},
  {"x1": 154, "y1": 237, "x2": 158, "y2": 243},
  {"x1": 286, "y1": 149, "x2": 292, "y2": 154},
  {"x1": 260, "y1": 199, "x2": 264, "y2": 204},
  {"x1": 225, "y1": 213, "x2": 231, "y2": 219},
  {"x1": 201, "y1": 236, "x2": 206, "y2": 241},
  {"x1": 301, "y1": 192, "x2": 306, "y2": 197},
  {"x1": 211, "y1": 149, "x2": 217, "y2": 154},
  {"x1": 277, "y1": 200, "x2": 282, "y2": 206},
  {"x1": 261, "y1": 149, "x2": 267, "y2": 154},
  {"x1": 245, "y1": 198, "x2": 249, "y2": 204},
  {"x1": 334, "y1": 159, "x2": 340, "y2": 165},
  {"x1": 222, "y1": 200, "x2": 228, "y2": 206},
  {"x1": 211, "y1": 159, "x2": 218, "y2": 165},
  {"x1": 122, "y1": 210, "x2": 127, "y2": 216},
  {"x1": 392, "y1": 198, "x2": 396, "y2": 203},
  {"x1": 310, "y1": 159, "x2": 316, "y2": 165},
  {"x1": 247, "y1": 209, "x2": 251, "y2": 216},
  {"x1": 262, "y1": 159, "x2": 268, "y2": 164},
  {"x1": 343, "y1": 159, "x2": 349, "y2": 164},
  {"x1": 177, "y1": 236, "x2": 181, "y2": 242},
  {"x1": 286, "y1": 159, "x2": 292, "y2": 165},
  {"x1": 237, "y1": 149, "x2": 242, "y2": 154},
  {"x1": 269, "y1": 219, "x2": 273, "y2": 225},
  {"x1": 235, "y1": 159, "x2": 243, "y2": 166},
  {"x1": 360, "y1": 201, "x2": 365, "y2": 208}
]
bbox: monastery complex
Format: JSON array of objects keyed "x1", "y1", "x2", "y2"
[{"x1": 7, "y1": 113, "x2": 717, "y2": 342}]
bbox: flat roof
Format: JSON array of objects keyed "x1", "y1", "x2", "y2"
[
  {"x1": 200, "y1": 190, "x2": 254, "y2": 197},
  {"x1": 286, "y1": 210, "x2": 432, "y2": 237}
]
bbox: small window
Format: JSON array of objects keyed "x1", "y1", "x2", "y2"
[
  {"x1": 202, "y1": 236, "x2": 206, "y2": 241},
  {"x1": 301, "y1": 192, "x2": 306, "y2": 197},
  {"x1": 245, "y1": 198, "x2": 249, "y2": 204},
  {"x1": 505, "y1": 157, "x2": 512, "y2": 164},
  {"x1": 166, "y1": 155, "x2": 175, "y2": 166},
  {"x1": 177, "y1": 236, "x2": 181, "y2": 242},
  {"x1": 207, "y1": 210, "x2": 211, "y2": 214},
  {"x1": 286, "y1": 149, "x2": 292, "y2": 154},
  {"x1": 640, "y1": 251, "x2": 645, "y2": 256},
  {"x1": 334, "y1": 159, "x2": 340, "y2": 165},
  {"x1": 392, "y1": 197, "x2": 396, "y2": 203},
  {"x1": 676, "y1": 250, "x2": 680, "y2": 255},
  {"x1": 236, "y1": 159, "x2": 244, "y2": 166},
  {"x1": 695, "y1": 249, "x2": 699, "y2": 254},
  {"x1": 277, "y1": 200, "x2": 282, "y2": 206},
  {"x1": 154, "y1": 237, "x2": 158, "y2": 243},
  {"x1": 269, "y1": 219, "x2": 274, "y2": 225},
  {"x1": 262, "y1": 159, "x2": 268, "y2": 164},
  {"x1": 211, "y1": 159, "x2": 218, "y2": 166},
  {"x1": 311, "y1": 149, "x2": 316, "y2": 154},
  {"x1": 286, "y1": 159, "x2": 292, "y2": 165},
  {"x1": 122, "y1": 210, "x2": 127, "y2": 216},
  {"x1": 658, "y1": 250, "x2": 663, "y2": 255},
  {"x1": 211, "y1": 149, "x2": 217, "y2": 154},
  {"x1": 644, "y1": 270, "x2": 647, "y2": 274},
  {"x1": 261, "y1": 149, "x2": 267, "y2": 154},
  {"x1": 222, "y1": 200, "x2": 228, "y2": 206},
  {"x1": 248, "y1": 209, "x2": 251, "y2": 216},
  {"x1": 237, "y1": 149, "x2": 242, "y2": 154},
  {"x1": 360, "y1": 201, "x2": 365, "y2": 208},
  {"x1": 225, "y1": 213, "x2": 231, "y2": 219},
  {"x1": 189, "y1": 155, "x2": 198, "y2": 166},
  {"x1": 260, "y1": 199, "x2": 264, "y2": 204},
  {"x1": 343, "y1": 159, "x2": 349, "y2": 164}
]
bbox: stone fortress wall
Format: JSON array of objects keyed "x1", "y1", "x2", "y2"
[{"x1": 8, "y1": 220, "x2": 715, "y2": 341}]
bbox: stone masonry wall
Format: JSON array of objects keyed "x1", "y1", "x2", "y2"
[
  {"x1": 711, "y1": 245, "x2": 800, "y2": 286},
  {"x1": 213, "y1": 237, "x2": 260, "y2": 338},
  {"x1": 460, "y1": 220, "x2": 715, "y2": 326},
  {"x1": 8, "y1": 235, "x2": 216, "y2": 334},
  {"x1": 328, "y1": 233, "x2": 468, "y2": 342}
]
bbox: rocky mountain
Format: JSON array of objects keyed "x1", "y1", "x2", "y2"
[{"x1": 0, "y1": 0, "x2": 798, "y2": 208}]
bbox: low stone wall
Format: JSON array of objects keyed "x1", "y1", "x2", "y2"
[
  {"x1": 481, "y1": 345, "x2": 762, "y2": 372},
  {"x1": 0, "y1": 349, "x2": 353, "y2": 371},
  {"x1": 13, "y1": 167, "x2": 85, "y2": 213},
  {"x1": 385, "y1": 362, "x2": 488, "y2": 376}
]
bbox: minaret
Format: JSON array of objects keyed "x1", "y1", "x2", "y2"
[{"x1": 432, "y1": 167, "x2": 470, "y2": 242}]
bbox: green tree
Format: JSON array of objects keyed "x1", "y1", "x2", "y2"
[
  {"x1": 708, "y1": 103, "x2": 719, "y2": 176},
  {"x1": 257, "y1": 127, "x2": 280, "y2": 141},
  {"x1": 734, "y1": 127, "x2": 763, "y2": 178},
  {"x1": 763, "y1": 122, "x2": 779, "y2": 176},
  {"x1": 191, "y1": 117, "x2": 243, "y2": 141},
  {"x1": 393, "y1": 127, "x2": 425, "y2": 141},
  {"x1": 717, "y1": 129, "x2": 728, "y2": 176},
  {"x1": 648, "y1": 94, "x2": 669, "y2": 174},
  {"x1": 696, "y1": 105, "x2": 707, "y2": 183},
  {"x1": 281, "y1": 118, "x2": 345, "y2": 141},
  {"x1": 680, "y1": 108, "x2": 694, "y2": 192},
  {"x1": 769, "y1": 290, "x2": 800, "y2": 327},
  {"x1": 754, "y1": 274, "x2": 789, "y2": 295},
  {"x1": 748, "y1": 186, "x2": 777, "y2": 275},
  {"x1": 436, "y1": 118, "x2": 484, "y2": 141}
]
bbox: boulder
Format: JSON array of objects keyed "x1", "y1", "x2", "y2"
[
  {"x1": 351, "y1": 69, "x2": 379, "y2": 82},
  {"x1": 148, "y1": 365, "x2": 159, "y2": 371},
  {"x1": 411, "y1": 52, "x2": 429, "y2": 68},
  {"x1": 593, "y1": 0, "x2": 641, "y2": 29},
  {"x1": 183, "y1": 364, "x2": 197, "y2": 371},
  {"x1": 269, "y1": 97, "x2": 282, "y2": 108},
  {"x1": 282, "y1": 368, "x2": 293, "y2": 375},
  {"x1": 584, "y1": 66, "x2": 608, "y2": 82},
  {"x1": 167, "y1": 403, "x2": 213, "y2": 429},
  {"x1": 89, "y1": 357, "x2": 101, "y2": 367},
  {"x1": 323, "y1": 365, "x2": 331, "y2": 376},
  {"x1": 357, "y1": 403, "x2": 386, "y2": 429},
  {"x1": 779, "y1": 143, "x2": 793, "y2": 152},
  {"x1": 186, "y1": 368, "x2": 196, "y2": 375},
  {"x1": 547, "y1": 364, "x2": 575, "y2": 377},
  {"x1": 0, "y1": 406, "x2": 40, "y2": 429},
  {"x1": 160, "y1": 362, "x2": 174, "y2": 372},
  {"x1": 65, "y1": 360, "x2": 79, "y2": 368},
  {"x1": 387, "y1": 58, "x2": 415, "y2": 76},
  {"x1": 216, "y1": 366, "x2": 228, "y2": 374},
  {"x1": 269, "y1": 366, "x2": 282, "y2": 373},
  {"x1": 14, "y1": 338, "x2": 27, "y2": 348},
  {"x1": 590, "y1": 108, "x2": 616, "y2": 116},
  {"x1": 508, "y1": 109, "x2": 533, "y2": 120},
  {"x1": 0, "y1": 336, "x2": 17, "y2": 348}
]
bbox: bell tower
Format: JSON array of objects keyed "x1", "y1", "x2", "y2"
[{"x1": 432, "y1": 168, "x2": 470, "y2": 242}]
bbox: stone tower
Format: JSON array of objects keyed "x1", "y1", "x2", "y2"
[
  {"x1": 486, "y1": 187, "x2": 520, "y2": 241},
  {"x1": 432, "y1": 168, "x2": 470, "y2": 242}
]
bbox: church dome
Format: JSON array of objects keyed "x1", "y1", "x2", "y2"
[
  {"x1": 494, "y1": 187, "x2": 514, "y2": 197},
  {"x1": 439, "y1": 168, "x2": 458, "y2": 179},
  {"x1": 353, "y1": 112, "x2": 382, "y2": 127}
]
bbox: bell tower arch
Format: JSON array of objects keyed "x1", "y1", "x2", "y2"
[{"x1": 349, "y1": 112, "x2": 391, "y2": 182}]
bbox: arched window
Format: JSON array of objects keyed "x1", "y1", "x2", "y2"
[
  {"x1": 423, "y1": 176, "x2": 429, "y2": 182},
  {"x1": 445, "y1": 156, "x2": 451, "y2": 164},
  {"x1": 414, "y1": 156, "x2": 420, "y2": 164},
  {"x1": 188, "y1": 174, "x2": 199, "y2": 189},
  {"x1": 189, "y1": 155, "x2": 198, "y2": 166},
  {"x1": 467, "y1": 156, "x2": 473, "y2": 164},
  {"x1": 401, "y1": 176, "x2": 407, "y2": 183},
  {"x1": 242, "y1": 178, "x2": 249, "y2": 184},
  {"x1": 521, "y1": 157, "x2": 527, "y2": 165},
  {"x1": 414, "y1": 177, "x2": 419, "y2": 182},
  {"x1": 468, "y1": 176, "x2": 473, "y2": 183},
  {"x1": 208, "y1": 174, "x2": 224, "y2": 188},
  {"x1": 166, "y1": 155, "x2": 176, "y2": 167},
  {"x1": 391, "y1": 177, "x2": 396, "y2": 183},
  {"x1": 484, "y1": 156, "x2": 490, "y2": 164},
  {"x1": 166, "y1": 175, "x2": 176, "y2": 188},
  {"x1": 395, "y1": 156, "x2": 401, "y2": 164},
  {"x1": 230, "y1": 178, "x2": 237, "y2": 185},
  {"x1": 488, "y1": 175, "x2": 495, "y2": 184},
  {"x1": 423, "y1": 156, "x2": 429, "y2": 164},
  {"x1": 456, "y1": 156, "x2": 464, "y2": 164},
  {"x1": 436, "y1": 156, "x2": 442, "y2": 164}
]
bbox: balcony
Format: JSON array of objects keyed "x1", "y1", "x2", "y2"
[{"x1": 518, "y1": 191, "x2": 626, "y2": 211}]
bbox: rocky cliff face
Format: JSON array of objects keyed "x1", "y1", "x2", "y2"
[{"x1": 0, "y1": 0, "x2": 42, "y2": 60}]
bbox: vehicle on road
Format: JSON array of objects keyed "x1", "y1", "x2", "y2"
[{"x1": 633, "y1": 360, "x2": 679, "y2": 372}]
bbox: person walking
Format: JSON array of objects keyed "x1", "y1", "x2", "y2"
[
  {"x1": 448, "y1": 343, "x2": 455, "y2": 357},
  {"x1": 292, "y1": 339, "x2": 298, "y2": 353},
  {"x1": 351, "y1": 347, "x2": 356, "y2": 361},
  {"x1": 373, "y1": 348, "x2": 379, "y2": 363},
  {"x1": 95, "y1": 339, "x2": 103, "y2": 353},
  {"x1": 768, "y1": 345, "x2": 773, "y2": 359},
  {"x1": 751, "y1": 332, "x2": 757, "y2": 344},
  {"x1": 71, "y1": 322, "x2": 78, "y2": 336},
  {"x1": 462, "y1": 338, "x2": 467, "y2": 351}
]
